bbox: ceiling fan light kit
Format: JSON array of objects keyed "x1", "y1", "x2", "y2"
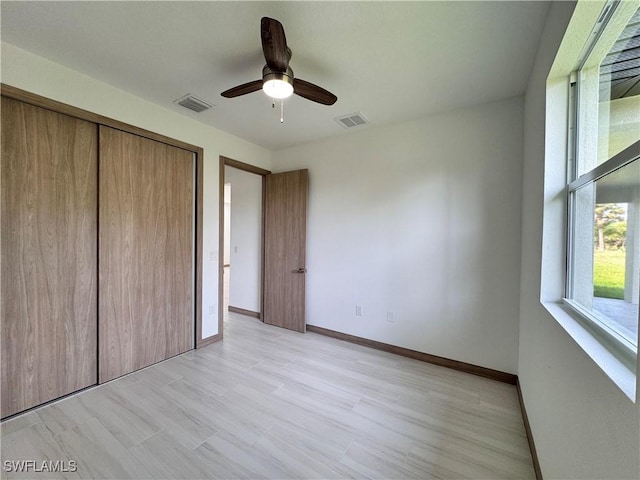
[
  {"x1": 221, "y1": 17, "x2": 337, "y2": 110},
  {"x1": 262, "y1": 66, "x2": 294, "y2": 99}
]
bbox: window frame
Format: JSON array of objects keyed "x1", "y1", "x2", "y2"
[
  {"x1": 563, "y1": 0, "x2": 640, "y2": 371},
  {"x1": 564, "y1": 141, "x2": 640, "y2": 370}
]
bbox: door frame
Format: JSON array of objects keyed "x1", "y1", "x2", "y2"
[{"x1": 217, "y1": 156, "x2": 271, "y2": 339}]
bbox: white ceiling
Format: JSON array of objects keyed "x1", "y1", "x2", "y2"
[{"x1": 1, "y1": 1, "x2": 550, "y2": 150}]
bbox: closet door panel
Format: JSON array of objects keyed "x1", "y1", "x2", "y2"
[
  {"x1": 1, "y1": 97, "x2": 98, "y2": 418},
  {"x1": 99, "y1": 126, "x2": 193, "y2": 383}
]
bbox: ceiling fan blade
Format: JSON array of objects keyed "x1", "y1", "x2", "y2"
[
  {"x1": 293, "y1": 79, "x2": 337, "y2": 105},
  {"x1": 221, "y1": 80, "x2": 263, "y2": 98},
  {"x1": 261, "y1": 17, "x2": 290, "y2": 71}
]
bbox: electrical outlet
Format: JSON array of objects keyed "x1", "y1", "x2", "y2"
[
  {"x1": 355, "y1": 305, "x2": 362, "y2": 316},
  {"x1": 209, "y1": 304, "x2": 215, "y2": 315},
  {"x1": 209, "y1": 250, "x2": 216, "y2": 261},
  {"x1": 387, "y1": 312, "x2": 395, "y2": 323}
]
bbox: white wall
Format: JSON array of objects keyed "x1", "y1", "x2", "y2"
[
  {"x1": 273, "y1": 96, "x2": 524, "y2": 374},
  {"x1": 225, "y1": 166, "x2": 263, "y2": 313},
  {"x1": 519, "y1": 2, "x2": 640, "y2": 478},
  {"x1": 0, "y1": 42, "x2": 272, "y2": 339}
]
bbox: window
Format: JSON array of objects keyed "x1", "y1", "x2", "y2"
[{"x1": 566, "y1": 2, "x2": 640, "y2": 368}]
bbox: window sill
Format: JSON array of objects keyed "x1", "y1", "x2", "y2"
[{"x1": 542, "y1": 301, "x2": 637, "y2": 402}]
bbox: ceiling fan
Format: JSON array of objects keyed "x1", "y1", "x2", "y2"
[{"x1": 221, "y1": 17, "x2": 337, "y2": 106}]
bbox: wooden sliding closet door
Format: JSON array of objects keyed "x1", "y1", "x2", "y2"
[
  {"x1": 99, "y1": 126, "x2": 193, "y2": 383},
  {"x1": 1, "y1": 97, "x2": 98, "y2": 418}
]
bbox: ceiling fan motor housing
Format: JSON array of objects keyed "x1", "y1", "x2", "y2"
[{"x1": 262, "y1": 65, "x2": 294, "y2": 85}]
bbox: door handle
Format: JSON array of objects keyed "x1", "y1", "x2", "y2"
[{"x1": 292, "y1": 268, "x2": 307, "y2": 274}]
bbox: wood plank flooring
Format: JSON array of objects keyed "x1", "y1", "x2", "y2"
[{"x1": 1, "y1": 313, "x2": 535, "y2": 479}]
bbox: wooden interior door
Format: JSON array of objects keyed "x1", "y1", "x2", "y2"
[
  {"x1": 99, "y1": 126, "x2": 193, "y2": 383},
  {"x1": 263, "y1": 169, "x2": 308, "y2": 332},
  {"x1": 1, "y1": 97, "x2": 98, "y2": 418}
]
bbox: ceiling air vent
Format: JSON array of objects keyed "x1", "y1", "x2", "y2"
[
  {"x1": 174, "y1": 94, "x2": 214, "y2": 113},
  {"x1": 334, "y1": 112, "x2": 369, "y2": 129}
]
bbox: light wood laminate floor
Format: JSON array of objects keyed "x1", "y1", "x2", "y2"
[{"x1": 1, "y1": 313, "x2": 535, "y2": 479}]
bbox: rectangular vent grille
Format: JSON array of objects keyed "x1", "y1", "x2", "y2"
[
  {"x1": 174, "y1": 94, "x2": 213, "y2": 113},
  {"x1": 335, "y1": 112, "x2": 368, "y2": 129}
]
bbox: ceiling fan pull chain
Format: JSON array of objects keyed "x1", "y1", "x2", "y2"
[{"x1": 280, "y1": 99, "x2": 284, "y2": 123}]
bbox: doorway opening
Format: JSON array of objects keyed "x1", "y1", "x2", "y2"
[{"x1": 218, "y1": 157, "x2": 271, "y2": 337}]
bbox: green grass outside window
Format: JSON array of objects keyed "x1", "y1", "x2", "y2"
[{"x1": 593, "y1": 249, "x2": 626, "y2": 299}]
